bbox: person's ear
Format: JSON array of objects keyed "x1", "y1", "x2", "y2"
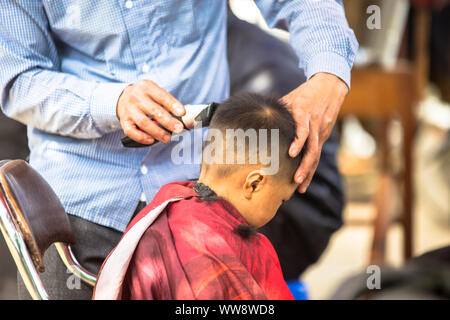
[{"x1": 243, "y1": 170, "x2": 266, "y2": 199}]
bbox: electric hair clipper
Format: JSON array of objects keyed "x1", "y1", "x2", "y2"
[{"x1": 120, "y1": 102, "x2": 219, "y2": 148}]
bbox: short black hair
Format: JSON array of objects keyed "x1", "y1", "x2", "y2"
[{"x1": 202, "y1": 92, "x2": 301, "y2": 180}]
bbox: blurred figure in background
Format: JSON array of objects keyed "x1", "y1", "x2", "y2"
[
  {"x1": 332, "y1": 245, "x2": 450, "y2": 299},
  {"x1": 429, "y1": 2, "x2": 450, "y2": 101},
  {"x1": 330, "y1": 1, "x2": 450, "y2": 300}
]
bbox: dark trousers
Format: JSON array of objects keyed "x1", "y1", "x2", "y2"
[{"x1": 18, "y1": 203, "x2": 146, "y2": 300}]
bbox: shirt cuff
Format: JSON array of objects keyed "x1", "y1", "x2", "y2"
[
  {"x1": 90, "y1": 82, "x2": 129, "y2": 133},
  {"x1": 304, "y1": 52, "x2": 352, "y2": 90}
]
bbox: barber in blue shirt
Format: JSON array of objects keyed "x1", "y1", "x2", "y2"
[{"x1": 0, "y1": 0, "x2": 357, "y2": 299}]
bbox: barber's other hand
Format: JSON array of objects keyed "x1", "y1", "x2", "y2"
[
  {"x1": 282, "y1": 72, "x2": 348, "y2": 193},
  {"x1": 116, "y1": 80, "x2": 185, "y2": 145}
]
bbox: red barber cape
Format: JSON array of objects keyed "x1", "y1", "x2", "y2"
[{"x1": 93, "y1": 181, "x2": 293, "y2": 300}]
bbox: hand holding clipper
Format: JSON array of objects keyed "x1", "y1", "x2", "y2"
[
  {"x1": 120, "y1": 102, "x2": 219, "y2": 148},
  {"x1": 116, "y1": 80, "x2": 186, "y2": 146},
  {"x1": 117, "y1": 80, "x2": 219, "y2": 148}
]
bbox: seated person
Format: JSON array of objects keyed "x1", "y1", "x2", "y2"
[{"x1": 93, "y1": 93, "x2": 301, "y2": 300}]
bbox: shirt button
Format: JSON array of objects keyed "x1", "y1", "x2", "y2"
[
  {"x1": 125, "y1": 1, "x2": 133, "y2": 9},
  {"x1": 139, "y1": 192, "x2": 147, "y2": 202},
  {"x1": 140, "y1": 165, "x2": 148, "y2": 175},
  {"x1": 142, "y1": 64, "x2": 150, "y2": 73}
]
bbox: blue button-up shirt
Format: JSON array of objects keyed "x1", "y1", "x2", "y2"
[{"x1": 0, "y1": 0, "x2": 357, "y2": 231}]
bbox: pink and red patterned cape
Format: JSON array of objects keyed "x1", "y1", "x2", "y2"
[{"x1": 93, "y1": 181, "x2": 293, "y2": 300}]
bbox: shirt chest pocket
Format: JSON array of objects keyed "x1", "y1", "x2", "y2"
[
  {"x1": 145, "y1": 0, "x2": 207, "y2": 48},
  {"x1": 42, "y1": 0, "x2": 126, "y2": 58}
]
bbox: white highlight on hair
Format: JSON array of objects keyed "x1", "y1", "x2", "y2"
[{"x1": 171, "y1": 122, "x2": 280, "y2": 175}]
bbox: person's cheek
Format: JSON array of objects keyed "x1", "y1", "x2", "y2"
[{"x1": 270, "y1": 202, "x2": 278, "y2": 220}]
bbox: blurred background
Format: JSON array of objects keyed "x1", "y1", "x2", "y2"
[{"x1": 1, "y1": 0, "x2": 449, "y2": 299}]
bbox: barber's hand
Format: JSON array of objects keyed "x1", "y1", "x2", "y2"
[
  {"x1": 116, "y1": 80, "x2": 185, "y2": 145},
  {"x1": 282, "y1": 72, "x2": 348, "y2": 193}
]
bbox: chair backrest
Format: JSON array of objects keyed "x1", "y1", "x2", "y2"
[{"x1": 0, "y1": 160, "x2": 75, "y2": 272}]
